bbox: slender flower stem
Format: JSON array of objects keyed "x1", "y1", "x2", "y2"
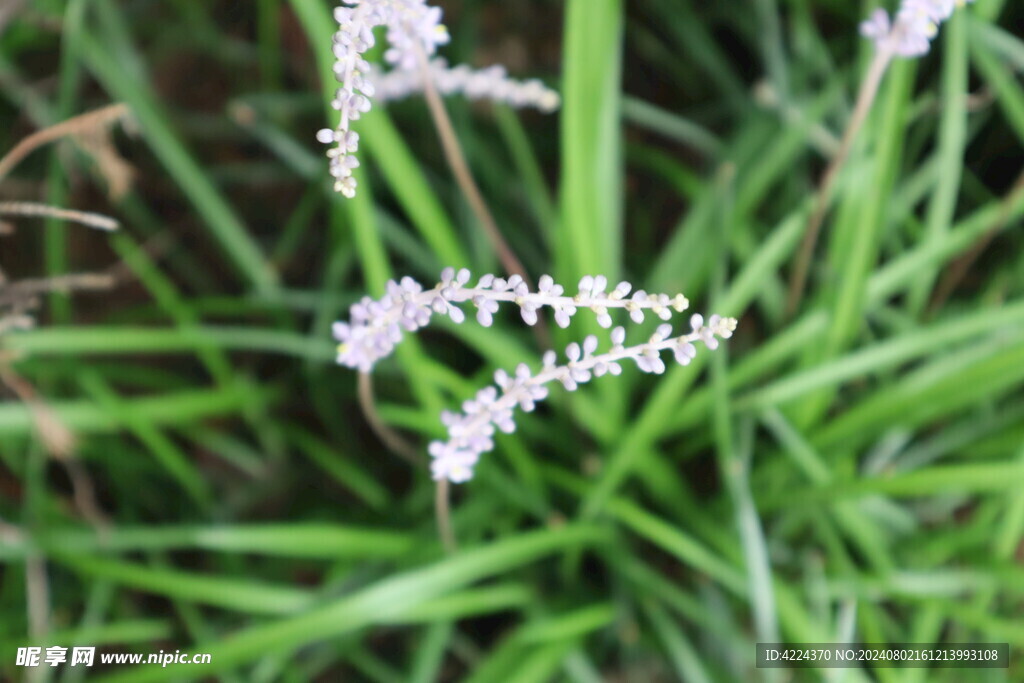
[
  {"x1": 787, "y1": 0, "x2": 980, "y2": 316},
  {"x1": 435, "y1": 479, "x2": 457, "y2": 553},
  {"x1": 411, "y1": 40, "x2": 530, "y2": 282},
  {"x1": 357, "y1": 372, "x2": 422, "y2": 465},
  {"x1": 786, "y1": 44, "x2": 895, "y2": 317}
]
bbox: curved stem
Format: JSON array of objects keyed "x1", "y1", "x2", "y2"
[
  {"x1": 412, "y1": 43, "x2": 527, "y2": 281},
  {"x1": 410, "y1": 41, "x2": 553, "y2": 349},
  {"x1": 0, "y1": 103, "x2": 129, "y2": 183},
  {"x1": 357, "y1": 371, "x2": 422, "y2": 466}
]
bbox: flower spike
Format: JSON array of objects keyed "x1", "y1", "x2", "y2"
[
  {"x1": 319, "y1": 1, "x2": 559, "y2": 198},
  {"x1": 332, "y1": 268, "x2": 692, "y2": 372},
  {"x1": 370, "y1": 59, "x2": 560, "y2": 112},
  {"x1": 428, "y1": 316, "x2": 738, "y2": 483}
]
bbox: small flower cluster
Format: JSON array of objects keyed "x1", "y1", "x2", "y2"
[
  {"x1": 319, "y1": 0, "x2": 450, "y2": 197},
  {"x1": 332, "y1": 268, "x2": 692, "y2": 372},
  {"x1": 371, "y1": 59, "x2": 560, "y2": 112},
  {"x1": 428, "y1": 315, "x2": 738, "y2": 483},
  {"x1": 860, "y1": 0, "x2": 975, "y2": 58},
  {"x1": 318, "y1": 0, "x2": 559, "y2": 198}
]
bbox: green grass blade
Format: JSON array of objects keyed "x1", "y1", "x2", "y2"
[
  {"x1": 91, "y1": 524, "x2": 607, "y2": 682},
  {"x1": 52, "y1": 554, "x2": 316, "y2": 615},
  {"x1": 558, "y1": 0, "x2": 623, "y2": 283}
]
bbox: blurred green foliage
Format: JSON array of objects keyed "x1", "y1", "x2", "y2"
[{"x1": 0, "y1": 0, "x2": 1023, "y2": 680}]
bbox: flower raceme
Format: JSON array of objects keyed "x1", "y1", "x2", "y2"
[
  {"x1": 318, "y1": 0, "x2": 560, "y2": 198},
  {"x1": 317, "y1": 0, "x2": 448, "y2": 198},
  {"x1": 370, "y1": 59, "x2": 561, "y2": 113},
  {"x1": 860, "y1": 0, "x2": 975, "y2": 58},
  {"x1": 428, "y1": 316, "x2": 738, "y2": 484},
  {"x1": 332, "y1": 268, "x2": 692, "y2": 372},
  {"x1": 332, "y1": 268, "x2": 738, "y2": 483}
]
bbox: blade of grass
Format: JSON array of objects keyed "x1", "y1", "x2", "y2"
[
  {"x1": 51, "y1": 554, "x2": 316, "y2": 615},
  {"x1": 4, "y1": 325, "x2": 335, "y2": 361},
  {"x1": 738, "y1": 301, "x2": 1024, "y2": 410},
  {"x1": 761, "y1": 461, "x2": 1024, "y2": 509},
  {"x1": 622, "y1": 97, "x2": 721, "y2": 157},
  {"x1": 0, "y1": 384, "x2": 272, "y2": 437},
  {"x1": 0, "y1": 523, "x2": 413, "y2": 561},
  {"x1": 558, "y1": 0, "x2": 623, "y2": 284},
  {"x1": 77, "y1": 371, "x2": 211, "y2": 507},
  {"x1": 407, "y1": 621, "x2": 453, "y2": 683},
  {"x1": 283, "y1": 425, "x2": 391, "y2": 510},
  {"x1": 46, "y1": 0, "x2": 88, "y2": 324},
  {"x1": 581, "y1": 202, "x2": 808, "y2": 517},
  {"x1": 5, "y1": 619, "x2": 170, "y2": 650},
  {"x1": 381, "y1": 584, "x2": 532, "y2": 624},
  {"x1": 651, "y1": 0, "x2": 747, "y2": 110},
  {"x1": 90, "y1": 524, "x2": 608, "y2": 682},
  {"x1": 643, "y1": 601, "x2": 712, "y2": 683},
  {"x1": 811, "y1": 337, "x2": 1024, "y2": 451}
]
